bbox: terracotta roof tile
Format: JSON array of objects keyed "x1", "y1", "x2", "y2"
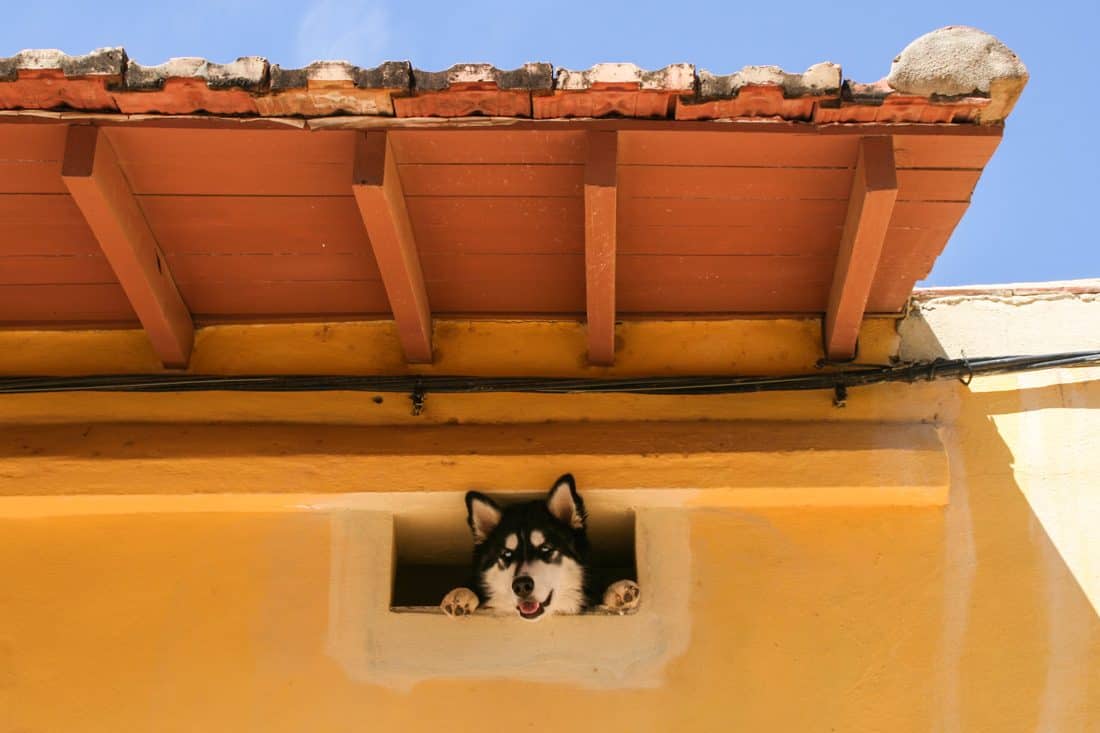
[
  {"x1": 696, "y1": 62, "x2": 841, "y2": 99},
  {"x1": 113, "y1": 78, "x2": 259, "y2": 115},
  {"x1": 0, "y1": 46, "x2": 126, "y2": 79},
  {"x1": 811, "y1": 79, "x2": 990, "y2": 124},
  {"x1": 677, "y1": 63, "x2": 841, "y2": 121},
  {"x1": 811, "y1": 27, "x2": 1026, "y2": 125},
  {"x1": 411, "y1": 63, "x2": 553, "y2": 91},
  {"x1": 394, "y1": 63, "x2": 551, "y2": 117},
  {"x1": 269, "y1": 60, "x2": 410, "y2": 91},
  {"x1": 124, "y1": 56, "x2": 267, "y2": 91},
  {"x1": 554, "y1": 62, "x2": 694, "y2": 91},
  {"x1": 0, "y1": 27, "x2": 1027, "y2": 123},
  {"x1": 112, "y1": 56, "x2": 267, "y2": 114},
  {"x1": 0, "y1": 47, "x2": 124, "y2": 111},
  {"x1": 535, "y1": 63, "x2": 693, "y2": 119},
  {"x1": 262, "y1": 60, "x2": 409, "y2": 116}
]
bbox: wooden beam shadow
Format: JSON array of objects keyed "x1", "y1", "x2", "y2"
[
  {"x1": 353, "y1": 131, "x2": 433, "y2": 363},
  {"x1": 61, "y1": 126, "x2": 194, "y2": 368},
  {"x1": 824, "y1": 136, "x2": 898, "y2": 361}
]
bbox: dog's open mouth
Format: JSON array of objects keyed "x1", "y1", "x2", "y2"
[{"x1": 517, "y1": 590, "x2": 553, "y2": 620}]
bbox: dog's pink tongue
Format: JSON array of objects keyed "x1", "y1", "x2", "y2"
[{"x1": 519, "y1": 600, "x2": 540, "y2": 614}]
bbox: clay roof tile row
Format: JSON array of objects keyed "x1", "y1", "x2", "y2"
[{"x1": 0, "y1": 26, "x2": 1027, "y2": 123}]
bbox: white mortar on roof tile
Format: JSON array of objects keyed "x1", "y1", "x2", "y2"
[
  {"x1": 696, "y1": 62, "x2": 840, "y2": 98},
  {"x1": 446, "y1": 63, "x2": 500, "y2": 84},
  {"x1": 8, "y1": 47, "x2": 124, "y2": 75},
  {"x1": 298, "y1": 61, "x2": 358, "y2": 82},
  {"x1": 800, "y1": 62, "x2": 842, "y2": 90},
  {"x1": 10, "y1": 49, "x2": 69, "y2": 69},
  {"x1": 887, "y1": 26, "x2": 1027, "y2": 97},
  {"x1": 557, "y1": 63, "x2": 694, "y2": 91},
  {"x1": 128, "y1": 56, "x2": 266, "y2": 83}
]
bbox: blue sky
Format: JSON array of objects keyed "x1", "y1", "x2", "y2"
[{"x1": 3, "y1": 0, "x2": 1097, "y2": 286}]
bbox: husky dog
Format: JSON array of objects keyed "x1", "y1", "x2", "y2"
[{"x1": 440, "y1": 474, "x2": 640, "y2": 620}]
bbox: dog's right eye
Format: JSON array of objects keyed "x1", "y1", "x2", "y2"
[{"x1": 500, "y1": 550, "x2": 514, "y2": 562}]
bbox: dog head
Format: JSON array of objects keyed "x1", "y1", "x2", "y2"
[{"x1": 465, "y1": 474, "x2": 589, "y2": 620}]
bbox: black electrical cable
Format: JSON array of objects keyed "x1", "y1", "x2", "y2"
[{"x1": 0, "y1": 351, "x2": 1097, "y2": 396}]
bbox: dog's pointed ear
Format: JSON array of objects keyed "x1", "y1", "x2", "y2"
[
  {"x1": 546, "y1": 474, "x2": 586, "y2": 530},
  {"x1": 465, "y1": 491, "x2": 502, "y2": 544}
]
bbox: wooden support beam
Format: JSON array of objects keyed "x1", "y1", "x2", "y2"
[
  {"x1": 352, "y1": 131, "x2": 432, "y2": 363},
  {"x1": 824, "y1": 136, "x2": 898, "y2": 361},
  {"x1": 60, "y1": 126, "x2": 194, "y2": 368},
  {"x1": 584, "y1": 130, "x2": 618, "y2": 365}
]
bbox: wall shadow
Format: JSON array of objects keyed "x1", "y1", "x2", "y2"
[{"x1": 903, "y1": 311, "x2": 1100, "y2": 730}]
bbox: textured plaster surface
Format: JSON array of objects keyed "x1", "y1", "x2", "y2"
[
  {"x1": 901, "y1": 283, "x2": 1100, "y2": 361},
  {"x1": 888, "y1": 25, "x2": 1028, "y2": 97},
  {"x1": 1, "y1": 293, "x2": 1099, "y2": 730}
]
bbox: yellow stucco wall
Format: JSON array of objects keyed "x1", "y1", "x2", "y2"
[{"x1": 1, "y1": 302, "x2": 1098, "y2": 731}]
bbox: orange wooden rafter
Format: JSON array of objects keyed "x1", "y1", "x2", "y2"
[
  {"x1": 824, "y1": 136, "x2": 898, "y2": 361},
  {"x1": 60, "y1": 126, "x2": 194, "y2": 368},
  {"x1": 584, "y1": 130, "x2": 618, "y2": 365},
  {"x1": 352, "y1": 131, "x2": 433, "y2": 363}
]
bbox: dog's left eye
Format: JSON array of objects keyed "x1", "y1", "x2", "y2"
[{"x1": 539, "y1": 544, "x2": 554, "y2": 555}]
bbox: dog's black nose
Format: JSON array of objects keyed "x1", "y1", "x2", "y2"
[{"x1": 512, "y1": 576, "x2": 534, "y2": 596}]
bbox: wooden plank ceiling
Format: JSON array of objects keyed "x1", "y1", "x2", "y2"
[{"x1": 0, "y1": 121, "x2": 1001, "y2": 365}]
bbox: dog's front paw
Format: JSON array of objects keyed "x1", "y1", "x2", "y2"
[
  {"x1": 601, "y1": 579, "x2": 641, "y2": 614},
  {"x1": 441, "y1": 587, "x2": 480, "y2": 617}
]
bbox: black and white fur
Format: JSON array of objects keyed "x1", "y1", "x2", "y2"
[{"x1": 441, "y1": 474, "x2": 640, "y2": 620}]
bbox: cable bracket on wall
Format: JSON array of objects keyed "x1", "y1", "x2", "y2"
[{"x1": 409, "y1": 380, "x2": 426, "y2": 416}]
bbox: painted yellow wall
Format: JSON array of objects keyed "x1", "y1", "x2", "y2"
[{"x1": 1, "y1": 302, "x2": 1098, "y2": 731}]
